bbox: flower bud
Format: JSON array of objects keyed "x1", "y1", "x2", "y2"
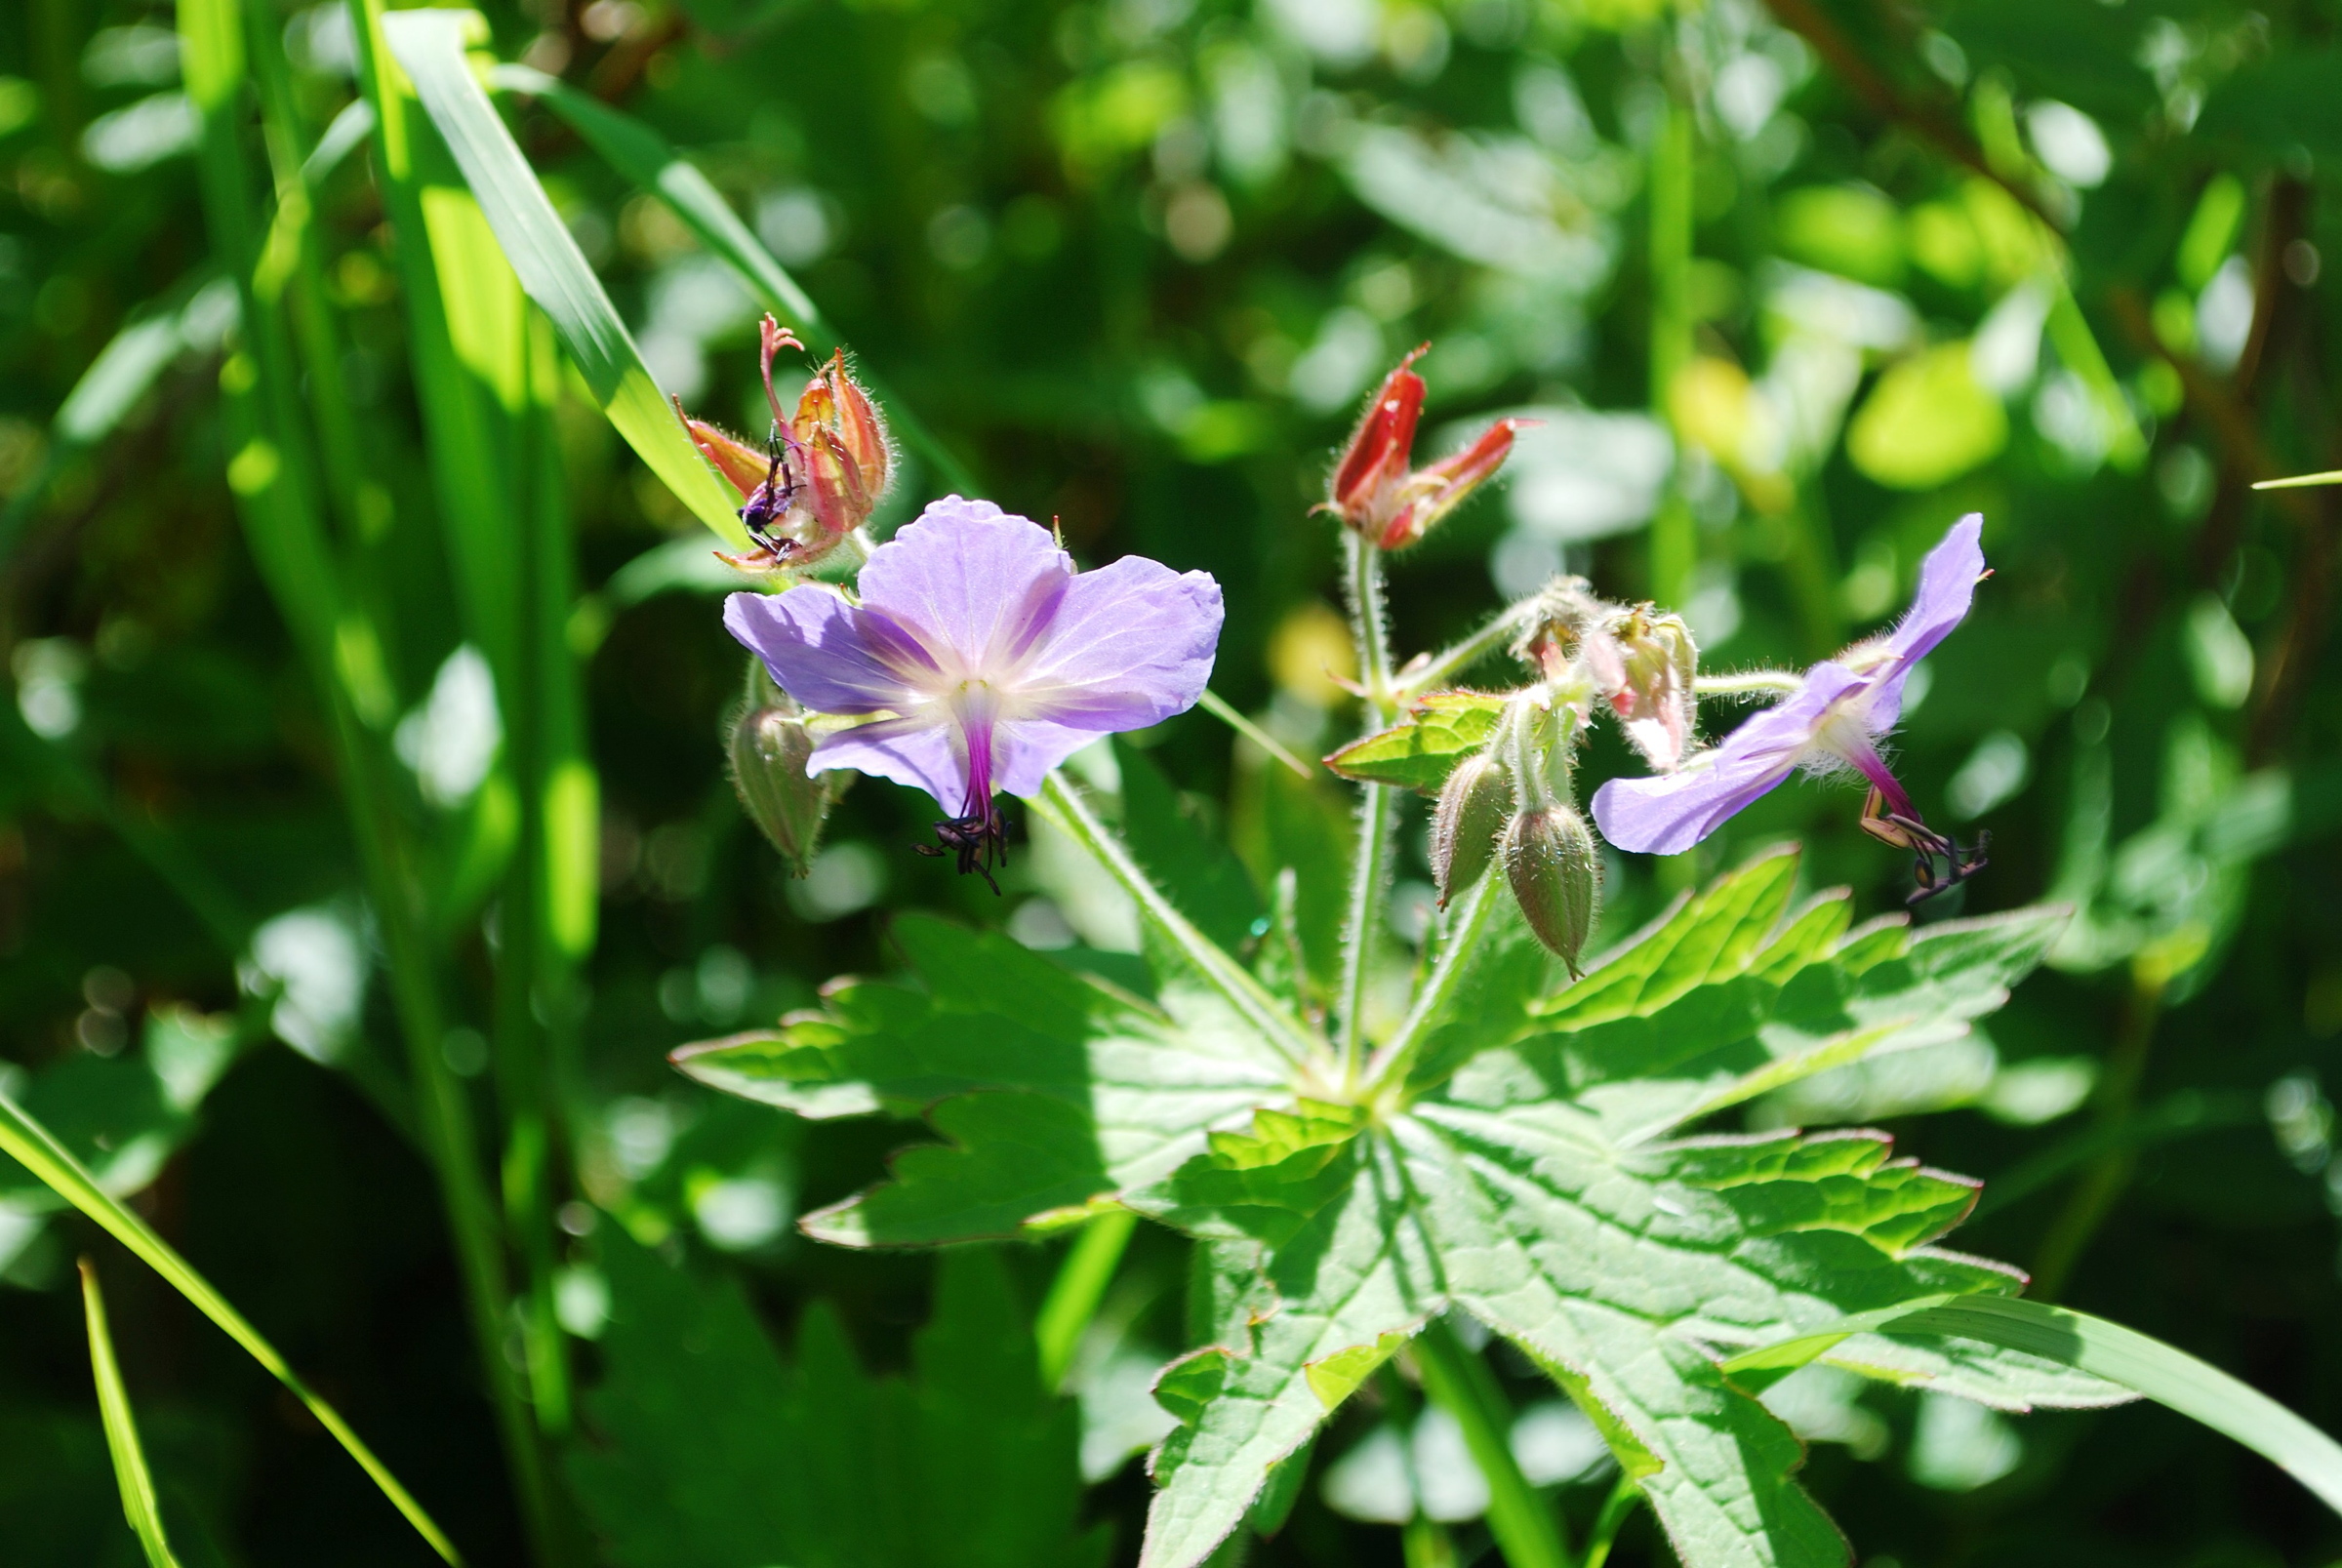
[
  {"x1": 1432, "y1": 749, "x2": 1514, "y2": 906},
  {"x1": 727, "y1": 669, "x2": 839, "y2": 876},
  {"x1": 1503, "y1": 804, "x2": 1600, "y2": 977},
  {"x1": 1326, "y1": 345, "x2": 1427, "y2": 538}
]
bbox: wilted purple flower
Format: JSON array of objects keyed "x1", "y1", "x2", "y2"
[
  {"x1": 1591, "y1": 513, "x2": 1987, "y2": 858},
  {"x1": 724, "y1": 497, "x2": 1224, "y2": 885}
]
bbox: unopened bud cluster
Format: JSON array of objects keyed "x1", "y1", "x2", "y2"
[
  {"x1": 1427, "y1": 683, "x2": 1618, "y2": 976},
  {"x1": 1404, "y1": 577, "x2": 1706, "y2": 975}
]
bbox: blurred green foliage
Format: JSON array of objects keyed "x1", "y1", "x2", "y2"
[{"x1": 2, "y1": 0, "x2": 2342, "y2": 1562}]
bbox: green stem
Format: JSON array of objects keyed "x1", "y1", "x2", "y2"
[
  {"x1": 1037, "y1": 772, "x2": 1321, "y2": 1071},
  {"x1": 1647, "y1": 82, "x2": 1696, "y2": 615},
  {"x1": 1580, "y1": 1475, "x2": 1641, "y2": 1568},
  {"x1": 2032, "y1": 973, "x2": 2168, "y2": 1299},
  {"x1": 1691, "y1": 669, "x2": 1804, "y2": 696},
  {"x1": 1399, "y1": 599, "x2": 1540, "y2": 698},
  {"x1": 1034, "y1": 1208, "x2": 1140, "y2": 1389},
  {"x1": 1197, "y1": 689, "x2": 1313, "y2": 780},
  {"x1": 1368, "y1": 867, "x2": 1500, "y2": 1092},
  {"x1": 1402, "y1": 1517, "x2": 1460, "y2": 1568},
  {"x1": 1337, "y1": 533, "x2": 1401, "y2": 1085},
  {"x1": 1414, "y1": 1319, "x2": 1572, "y2": 1568}
]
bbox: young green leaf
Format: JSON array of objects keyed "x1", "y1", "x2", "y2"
[
  {"x1": 81, "y1": 1261, "x2": 183, "y2": 1568},
  {"x1": 1324, "y1": 692, "x2": 1509, "y2": 792}
]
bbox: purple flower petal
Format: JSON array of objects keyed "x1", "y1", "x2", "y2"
[
  {"x1": 1884, "y1": 512, "x2": 1985, "y2": 665},
  {"x1": 724, "y1": 587, "x2": 928, "y2": 714},
  {"x1": 1016, "y1": 555, "x2": 1224, "y2": 732},
  {"x1": 1592, "y1": 663, "x2": 1866, "y2": 855},
  {"x1": 810, "y1": 713, "x2": 964, "y2": 811},
  {"x1": 855, "y1": 498, "x2": 1072, "y2": 673}
]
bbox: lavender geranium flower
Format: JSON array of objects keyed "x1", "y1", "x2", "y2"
[
  {"x1": 724, "y1": 496, "x2": 1224, "y2": 886},
  {"x1": 1592, "y1": 513, "x2": 1987, "y2": 859}
]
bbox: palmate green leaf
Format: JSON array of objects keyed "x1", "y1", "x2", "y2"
[
  {"x1": 1323, "y1": 691, "x2": 1508, "y2": 792},
  {"x1": 570, "y1": 1226, "x2": 1107, "y2": 1568},
  {"x1": 680, "y1": 846, "x2": 2100, "y2": 1568}
]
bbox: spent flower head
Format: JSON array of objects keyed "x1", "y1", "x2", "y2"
[
  {"x1": 1324, "y1": 344, "x2": 1529, "y2": 549},
  {"x1": 684, "y1": 315, "x2": 894, "y2": 571},
  {"x1": 724, "y1": 497, "x2": 1223, "y2": 887}
]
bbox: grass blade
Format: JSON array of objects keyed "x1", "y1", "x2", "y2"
[
  {"x1": 381, "y1": 10, "x2": 747, "y2": 544},
  {"x1": 1720, "y1": 1294, "x2": 2342, "y2": 1517},
  {"x1": 1, "y1": 1094, "x2": 460, "y2": 1562},
  {"x1": 81, "y1": 1260, "x2": 185, "y2": 1568},
  {"x1": 489, "y1": 63, "x2": 979, "y2": 496}
]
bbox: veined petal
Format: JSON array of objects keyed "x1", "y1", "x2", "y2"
[
  {"x1": 725, "y1": 588, "x2": 928, "y2": 714},
  {"x1": 1592, "y1": 663, "x2": 1865, "y2": 855},
  {"x1": 1884, "y1": 512, "x2": 1985, "y2": 665},
  {"x1": 855, "y1": 499, "x2": 1072, "y2": 675},
  {"x1": 988, "y1": 716, "x2": 1125, "y2": 798},
  {"x1": 810, "y1": 711, "x2": 964, "y2": 814},
  {"x1": 1014, "y1": 554, "x2": 1223, "y2": 728}
]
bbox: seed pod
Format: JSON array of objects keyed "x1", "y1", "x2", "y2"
[
  {"x1": 727, "y1": 673, "x2": 836, "y2": 876},
  {"x1": 1503, "y1": 804, "x2": 1601, "y2": 976},
  {"x1": 1432, "y1": 750, "x2": 1513, "y2": 905}
]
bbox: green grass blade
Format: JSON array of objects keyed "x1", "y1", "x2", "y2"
[
  {"x1": 381, "y1": 10, "x2": 747, "y2": 544},
  {"x1": 1034, "y1": 1208, "x2": 1138, "y2": 1389},
  {"x1": 2255, "y1": 470, "x2": 2342, "y2": 490},
  {"x1": 1721, "y1": 1295, "x2": 2342, "y2": 1516},
  {"x1": 81, "y1": 1260, "x2": 186, "y2": 1568},
  {"x1": 303, "y1": 97, "x2": 375, "y2": 184},
  {"x1": 488, "y1": 62, "x2": 980, "y2": 497},
  {"x1": 2, "y1": 1094, "x2": 462, "y2": 1563},
  {"x1": 0, "y1": 276, "x2": 223, "y2": 560}
]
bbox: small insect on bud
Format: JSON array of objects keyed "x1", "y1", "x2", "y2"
[
  {"x1": 1432, "y1": 750, "x2": 1514, "y2": 906},
  {"x1": 726, "y1": 668, "x2": 841, "y2": 877},
  {"x1": 1503, "y1": 804, "x2": 1601, "y2": 977}
]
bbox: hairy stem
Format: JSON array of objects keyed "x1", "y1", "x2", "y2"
[
  {"x1": 1400, "y1": 599, "x2": 1541, "y2": 697},
  {"x1": 1580, "y1": 1476, "x2": 1642, "y2": 1568},
  {"x1": 1338, "y1": 534, "x2": 1402, "y2": 1085},
  {"x1": 1692, "y1": 669, "x2": 1804, "y2": 696},
  {"x1": 1034, "y1": 1207, "x2": 1139, "y2": 1389},
  {"x1": 1415, "y1": 1319, "x2": 1573, "y2": 1568},
  {"x1": 1038, "y1": 772, "x2": 1320, "y2": 1069},
  {"x1": 1368, "y1": 867, "x2": 1502, "y2": 1090}
]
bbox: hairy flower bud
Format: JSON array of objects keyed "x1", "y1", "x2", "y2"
[
  {"x1": 1432, "y1": 749, "x2": 1514, "y2": 906},
  {"x1": 1503, "y1": 804, "x2": 1600, "y2": 976},
  {"x1": 726, "y1": 668, "x2": 840, "y2": 876}
]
